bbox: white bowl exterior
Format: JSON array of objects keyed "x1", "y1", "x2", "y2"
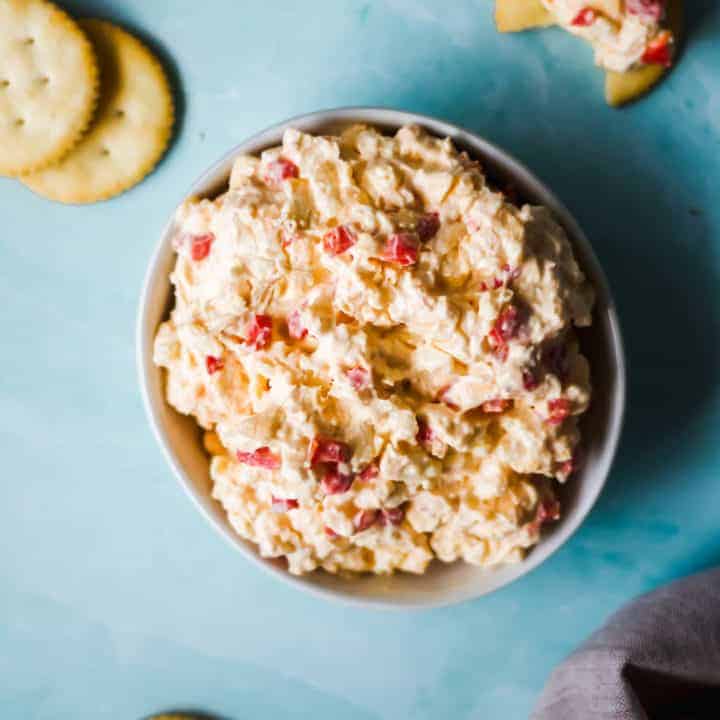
[{"x1": 137, "y1": 108, "x2": 626, "y2": 609}]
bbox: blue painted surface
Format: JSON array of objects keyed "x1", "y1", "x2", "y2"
[{"x1": 1, "y1": 1, "x2": 719, "y2": 718}]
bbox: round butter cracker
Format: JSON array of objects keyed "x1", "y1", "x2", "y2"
[
  {"x1": 22, "y1": 19, "x2": 174, "y2": 203},
  {"x1": 0, "y1": 0, "x2": 99, "y2": 176}
]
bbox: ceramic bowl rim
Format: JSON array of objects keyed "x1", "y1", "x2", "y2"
[{"x1": 136, "y1": 106, "x2": 626, "y2": 610}]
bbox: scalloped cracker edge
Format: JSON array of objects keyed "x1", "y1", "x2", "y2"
[
  {"x1": 21, "y1": 19, "x2": 174, "y2": 203},
  {"x1": 0, "y1": 0, "x2": 99, "y2": 176}
]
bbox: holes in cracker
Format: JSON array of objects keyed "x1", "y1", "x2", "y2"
[
  {"x1": 0, "y1": 80, "x2": 9, "y2": 89},
  {"x1": 100, "y1": 147, "x2": 110, "y2": 156},
  {"x1": 14, "y1": 118, "x2": 25, "y2": 127},
  {"x1": 38, "y1": 76, "x2": 50, "y2": 86},
  {"x1": 23, "y1": 37, "x2": 35, "y2": 46},
  {"x1": 114, "y1": 109, "x2": 125, "y2": 119}
]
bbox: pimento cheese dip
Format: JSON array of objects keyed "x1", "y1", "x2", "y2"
[
  {"x1": 153, "y1": 124, "x2": 594, "y2": 576},
  {"x1": 541, "y1": 0, "x2": 675, "y2": 72}
]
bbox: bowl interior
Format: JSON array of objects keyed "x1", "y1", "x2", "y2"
[{"x1": 138, "y1": 108, "x2": 625, "y2": 608}]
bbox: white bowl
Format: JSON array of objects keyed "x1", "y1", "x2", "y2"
[{"x1": 137, "y1": 108, "x2": 626, "y2": 609}]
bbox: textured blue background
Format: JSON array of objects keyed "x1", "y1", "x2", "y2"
[{"x1": 1, "y1": 1, "x2": 719, "y2": 718}]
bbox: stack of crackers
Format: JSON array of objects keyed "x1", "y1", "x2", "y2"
[{"x1": 0, "y1": 0, "x2": 174, "y2": 203}]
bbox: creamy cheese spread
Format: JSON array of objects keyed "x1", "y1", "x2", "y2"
[{"x1": 154, "y1": 124, "x2": 594, "y2": 576}]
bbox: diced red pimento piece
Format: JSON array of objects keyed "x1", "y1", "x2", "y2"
[
  {"x1": 323, "y1": 225, "x2": 356, "y2": 255},
  {"x1": 324, "y1": 526, "x2": 340, "y2": 539},
  {"x1": 416, "y1": 418, "x2": 435, "y2": 450},
  {"x1": 627, "y1": 0, "x2": 665, "y2": 21},
  {"x1": 353, "y1": 508, "x2": 380, "y2": 533},
  {"x1": 383, "y1": 232, "x2": 419, "y2": 267},
  {"x1": 346, "y1": 365, "x2": 370, "y2": 391},
  {"x1": 571, "y1": 7, "x2": 597, "y2": 26},
  {"x1": 380, "y1": 504, "x2": 406, "y2": 527},
  {"x1": 488, "y1": 305, "x2": 521, "y2": 361},
  {"x1": 310, "y1": 436, "x2": 352, "y2": 466},
  {"x1": 287, "y1": 309, "x2": 307, "y2": 340},
  {"x1": 416, "y1": 212, "x2": 440, "y2": 242},
  {"x1": 547, "y1": 398, "x2": 571, "y2": 426},
  {"x1": 271, "y1": 496, "x2": 299, "y2": 513},
  {"x1": 494, "y1": 305, "x2": 521, "y2": 341},
  {"x1": 481, "y1": 398, "x2": 512, "y2": 414},
  {"x1": 236, "y1": 446, "x2": 281, "y2": 470},
  {"x1": 523, "y1": 369, "x2": 539, "y2": 391},
  {"x1": 536, "y1": 498, "x2": 561, "y2": 524},
  {"x1": 190, "y1": 233, "x2": 214, "y2": 261},
  {"x1": 321, "y1": 467, "x2": 354, "y2": 495},
  {"x1": 205, "y1": 355, "x2": 224, "y2": 375},
  {"x1": 246, "y1": 314, "x2": 273, "y2": 350},
  {"x1": 358, "y1": 462, "x2": 379, "y2": 483},
  {"x1": 642, "y1": 31, "x2": 673, "y2": 67},
  {"x1": 265, "y1": 157, "x2": 299, "y2": 186}
]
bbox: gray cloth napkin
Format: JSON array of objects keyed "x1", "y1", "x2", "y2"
[{"x1": 532, "y1": 568, "x2": 720, "y2": 720}]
